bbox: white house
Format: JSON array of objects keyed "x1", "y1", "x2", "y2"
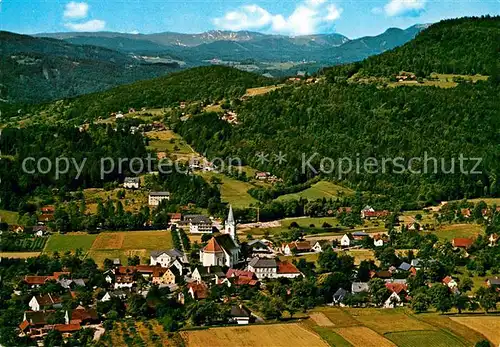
[
  {"x1": 29, "y1": 294, "x2": 62, "y2": 312},
  {"x1": 150, "y1": 249, "x2": 184, "y2": 267},
  {"x1": 340, "y1": 234, "x2": 354, "y2": 247},
  {"x1": 247, "y1": 257, "x2": 302, "y2": 279},
  {"x1": 199, "y1": 206, "x2": 240, "y2": 267},
  {"x1": 311, "y1": 240, "x2": 331, "y2": 253},
  {"x1": 124, "y1": 177, "x2": 140, "y2": 189},
  {"x1": 185, "y1": 215, "x2": 213, "y2": 234},
  {"x1": 148, "y1": 192, "x2": 170, "y2": 206},
  {"x1": 384, "y1": 291, "x2": 403, "y2": 308}
]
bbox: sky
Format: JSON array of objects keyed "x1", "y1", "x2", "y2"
[{"x1": 1, "y1": 0, "x2": 499, "y2": 38}]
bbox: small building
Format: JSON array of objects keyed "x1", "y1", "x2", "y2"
[
  {"x1": 33, "y1": 226, "x2": 48, "y2": 237},
  {"x1": 384, "y1": 282, "x2": 408, "y2": 308},
  {"x1": 340, "y1": 234, "x2": 354, "y2": 247},
  {"x1": 311, "y1": 240, "x2": 331, "y2": 253},
  {"x1": 187, "y1": 282, "x2": 208, "y2": 300},
  {"x1": 148, "y1": 192, "x2": 170, "y2": 206},
  {"x1": 332, "y1": 288, "x2": 348, "y2": 305},
  {"x1": 351, "y1": 282, "x2": 369, "y2": 294},
  {"x1": 168, "y1": 213, "x2": 183, "y2": 224},
  {"x1": 230, "y1": 305, "x2": 252, "y2": 325},
  {"x1": 124, "y1": 177, "x2": 140, "y2": 189},
  {"x1": 282, "y1": 241, "x2": 311, "y2": 255},
  {"x1": 373, "y1": 234, "x2": 388, "y2": 247},
  {"x1": 486, "y1": 277, "x2": 500, "y2": 291},
  {"x1": 247, "y1": 239, "x2": 274, "y2": 258}
]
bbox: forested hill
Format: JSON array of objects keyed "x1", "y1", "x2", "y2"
[
  {"x1": 176, "y1": 81, "x2": 500, "y2": 206},
  {"x1": 11, "y1": 66, "x2": 272, "y2": 121},
  {"x1": 0, "y1": 31, "x2": 180, "y2": 103},
  {"x1": 326, "y1": 16, "x2": 500, "y2": 78}
]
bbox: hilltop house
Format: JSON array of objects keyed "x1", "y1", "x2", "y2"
[
  {"x1": 199, "y1": 206, "x2": 240, "y2": 267},
  {"x1": 148, "y1": 192, "x2": 170, "y2": 206},
  {"x1": 124, "y1": 177, "x2": 140, "y2": 189}
]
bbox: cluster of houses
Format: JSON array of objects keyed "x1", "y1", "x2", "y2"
[{"x1": 254, "y1": 171, "x2": 282, "y2": 183}]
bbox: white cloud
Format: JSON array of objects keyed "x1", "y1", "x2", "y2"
[
  {"x1": 63, "y1": 1, "x2": 89, "y2": 19},
  {"x1": 64, "y1": 19, "x2": 106, "y2": 32},
  {"x1": 213, "y1": 1, "x2": 343, "y2": 35},
  {"x1": 382, "y1": 0, "x2": 426, "y2": 17}
]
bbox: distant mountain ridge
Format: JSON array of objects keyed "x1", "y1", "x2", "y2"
[{"x1": 35, "y1": 26, "x2": 425, "y2": 63}]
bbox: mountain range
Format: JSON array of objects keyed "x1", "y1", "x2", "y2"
[{"x1": 1, "y1": 24, "x2": 428, "y2": 104}]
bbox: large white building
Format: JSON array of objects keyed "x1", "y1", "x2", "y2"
[
  {"x1": 199, "y1": 206, "x2": 240, "y2": 267},
  {"x1": 185, "y1": 215, "x2": 213, "y2": 234},
  {"x1": 148, "y1": 192, "x2": 170, "y2": 206},
  {"x1": 150, "y1": 249, "x2": 185, "y2": 267}
]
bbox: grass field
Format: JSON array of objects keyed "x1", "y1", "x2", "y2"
[
  {"x1": 0, "y1": 252, "x2": 41, "y2": 259},
  {"x1": 44, "y1": 231, "x2": 173, "y2": 266},
  {"x1": 335, "y1": 327, "x2": 396, "y2": 347},
  {"x1": 385, "y1": 330, "x2": 466, "y2": 347},
  {"x1": 197, "y1": 171, "x2": 259, "y2": 208},
  {"x1": 430, "y1": 223, "x2": 483, "y2": 241},
  {"x1": 44, "y1": 233, "x2": 98, "y2": 253},
  {"x1": 181, "y1": 324, "x2": 328, "y2": 347},
  {"x1": 388, "y1": 73, "x2": 488, "y2": 89},
  {"x1": 83, "y1": 188, "x2": 148, "y2": 214},
  {"x1": 276, "y1": 181, "x2": 354, "y2": 202},
  {"x1": 145, "y1": 130, "x2": 196, "y2": 161},
  {"x1": 0, "y1": 209, "x2": 19, "y2": 224},
  {"x1": 307, "y1": 307, "x2": 488, "y2": 347},
  {"x1": 450, "y1": 316, "x2": 500, "y2": 346}
]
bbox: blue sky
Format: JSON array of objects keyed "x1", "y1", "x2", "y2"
[{"x1": 1, "y1": 0, "x2": 499, "y2": 38}]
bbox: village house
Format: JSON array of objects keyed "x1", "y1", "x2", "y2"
[
  {"x1": 24, "y1": 272, "x2": 70, "y2": 288},
  {"x1": 384, "y1": 282, "x2": 408, "y2": 308},
  {"x1": 442, "y1": 276, "x2": 458, "y2": 289},
  {"x1": 332, "y1": 288, "x2": 349, "y2": 306},
  {"x1": 247, "y1": 257, "x2": 302, "y2": 279},
  {"x1": 281, "y1": 240, "x2": 311, "y2": 255},
  {"x1": 191, "y1": 266, "x2": 225, "y2": 283},
  {"x1": 148, "y1": 192, "x2": 170, "y2": 206},
  {"x1": 247, "y1": 239, "x2": 274, "y2": 258},
  {"x1": 337, "y1": 207, "x2": 352, "y2": 214},
  {"x1": 123, "y1": 177, "x2": 140, "y2": 189},
  {"x1": 311, "y1": 240, "x2": 331, "y2": 253},
  {"x1": 486, "y1": 277, "x2": 500, "y2": 291},
  {"x1": 187, "y1": 282, "x2": 209, "y2": 300},
  {"x1": 152, "y1": 266, "x2": 179, "y2": 285},
  {"x1": 29, "y1": 294, "x2": 63, "y2": 312},
  {"x1": 340, "y1": 233, "x2": 354, "y2": 247},
  {"x1": 373, "y1": 234, "x2": 388, "y2": 247},
  {"x1": 488, "y1": 233, "x2": 498, "y2": 247},
  {"x1": 452, "y1": 238, "x2": 474, "y2": 249},
  {"x1": 168, "y1": 212, "x2": 183, "y2": 225},
  {"x1": 185, "y1": 215, "x2": 213, "y2": 234},
  {"x1": 351, "y1": 282, "x2": 369, "y2": 294},
  {"x1": 255, "y1": 172, "x2": 271, "y2": 180},
  {"x1": 33, "y1": 226, "x2": 47, "y2": 237},
  {"x1": 150, "y1": 249, "x2": 185, "y2": 267},
  {"x1": 229, "y1": 305, "x2": 252, "y2": 325},
  {"x1": 222, "y1": 269, "x2": 259, "y2": 287},
  {"x1": 100, "y1": 290, "x2": 128, "y2": 302},
  {"x1": 361, "y1": 206, "x2": 389, "y2": 219}
]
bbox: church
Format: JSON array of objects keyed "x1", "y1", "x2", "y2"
[{"x1": 199, "y1": 205, "x2": 240, "y2": 267}]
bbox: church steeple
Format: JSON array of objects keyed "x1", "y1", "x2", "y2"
[{"x1": 225, "y1": 205, "x2": 237, "y2": 243}]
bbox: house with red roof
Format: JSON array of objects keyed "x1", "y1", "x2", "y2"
[
  {"x1": 384, "y1": 282, "x2": 408, "y2": 308},
  {"x1": 187, "y1": 282, "x2": 209, "y2": 300},
  {"x1": 452, "y1": 238, "x2": 474, "y2": 249}
]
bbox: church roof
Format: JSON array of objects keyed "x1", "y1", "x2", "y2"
[
  {"x1": 214, "y1": 234, "x2": 239, "y2": 252},
  {"x1": 227, "y1": 205, "x2": 235, "y2": 225},
  {"x1": 203, "y1": 237, "x2": 223, "y2": 253}
]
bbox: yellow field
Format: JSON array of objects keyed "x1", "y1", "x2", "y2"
[
  {"x1": 244, "y1": 84, "x2": 284, "y2": 97},
  {"x1": 103, "y1": 319, "x2": 174, "y2": 347},
  {"x1": 450, "y1": 316, "x2": 500, "y2": 346},
  {"x1": 310, "y1": 313, "x2": 335, "y2": 327},
  {"x1": 181, "y1": 324, "x2": 328, "y2": 347},
  {"x1": 45, "y1": 231, "x2": 173, "y2": 267},
  {"x1": 335, "y1": 327, "x2": 396, "y2": 347},
  {"x1": 0, "y1": 252, "x2": 41, "y2": 259},
  {"x1": 344, "y1": 250, "x2": 378, "y2": 266},
  {"x1": 346, "y1": 308, "x2": 433, "y2": 334}
]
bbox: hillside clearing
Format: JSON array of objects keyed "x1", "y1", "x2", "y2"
[
  {"x1": 0, "y1": 209, "x2": 19, "y2": 224},
  {"x1": 430, "y1": 224, "x2": 483, "y2": 241},
  {"x1": 0, "y1": 252, "x2": 41, "y2": 259},
  {"x1": 276, "y1": 181, "x2": 354, "y2": 202},
  {"x1": 197, "y1": 171, "x2": 259, "y2": 208}
]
